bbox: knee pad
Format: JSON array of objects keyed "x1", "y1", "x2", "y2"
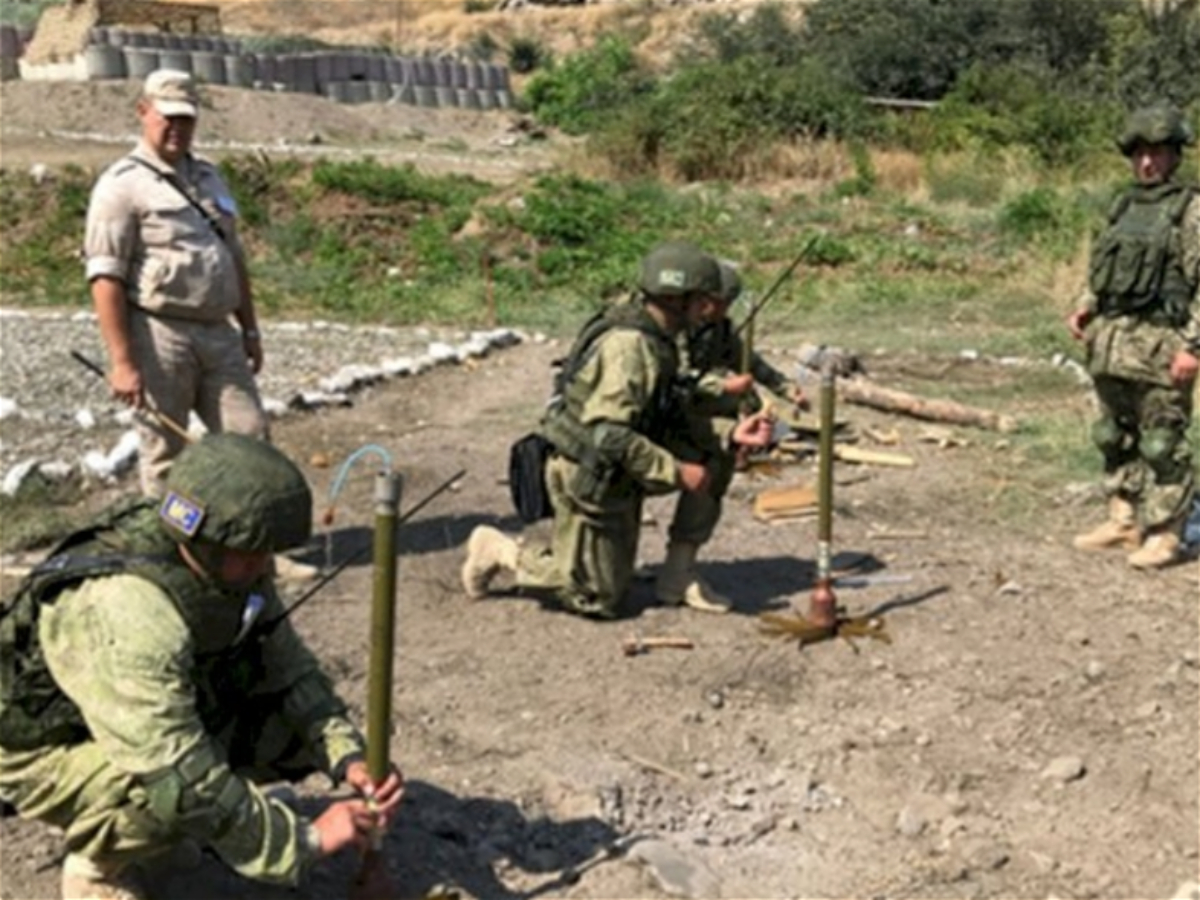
[
  {"x1": 1090, "y1": 416, "x2": 1124, "y2": 455},
  {"x1": 1139, "y1": 427, "x2": 1178, "y2": 463},
  {"x1": 1139, "y1": 426, "x2": 1189, "y2": 481}
]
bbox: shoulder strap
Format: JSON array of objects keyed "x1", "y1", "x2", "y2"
[{"x1": 126, "y1": 156, "x2": 227, "y2": 243}]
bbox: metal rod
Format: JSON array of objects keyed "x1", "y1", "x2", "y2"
[
  {"x1": 808, "y1": 364, "x2": 837, "y2": 627},
  {"x1": 733, "y1": 233, "x2": 820, "y2": 339},
  {"x1": 71, "y1": 350, "x2": 194, "y2": 444},
  {"x1": 366, "y1": 470, "x2": 402, "y2": 783}
]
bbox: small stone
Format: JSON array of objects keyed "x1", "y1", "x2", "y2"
[
  {"x1": 1134, "y1": 700, "x2": 1161, "y2": 719},
  {"x1": 706, "y1": 690, "x2": 725, "y2": 710},
  {"x1": 694, "y1": 762, "x2": 713, "y2": 779},
  {"x1": 1041, "y1": 756, "x2": 1086, "y2": 784},
  {"x1": 895, "y1": 805, "x2": 927, "y2": 837},
  {"x1": 1084, "y1": 660, "x2": 1106, "y2": 682}
]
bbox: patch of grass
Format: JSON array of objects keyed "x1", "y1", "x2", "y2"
[{"x1": 0, "y1": 479, "x2": 92, "y2": 555}]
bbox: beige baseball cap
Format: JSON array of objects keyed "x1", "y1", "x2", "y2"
[{"x1": 143, "y1": 68, "x2": 199, "y2": 118}]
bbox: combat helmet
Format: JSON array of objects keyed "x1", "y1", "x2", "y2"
[
  {"x1": 639, "y1": 241, "x2": 721, "y2": 299},
  {"x1": 1117, "y1": 104, "x2": 1195, "y2": 156},
  {"x1": 716, "y1": 259, "x2": 742, "y2": 304},
  {"x1": 159, "y1": 433, "x2": 313, "y2": 553}
]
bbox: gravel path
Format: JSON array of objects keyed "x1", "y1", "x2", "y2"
[{"x1": 0, "y1": 307, "x2": 522, "y2": 490}]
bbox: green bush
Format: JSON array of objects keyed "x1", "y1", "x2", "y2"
[
  {"x1": 684, "y1": 2, "x2": 806, "y2": 67},
  {"x1": 508, "y1": 36, "x2": 550, "y2": 74},
  {"x1": 601, "y1": 56, "x2": 866, "y2": 181},
  {"x1": 524, "y1": 36, "x2": 654, "y2": 135},
  {"x1": 931, "y1": 63, "x2": 1117, "y2": 163},
  {"x1": 998, "y1": 187, "x2": 1087, "y2": 257}
]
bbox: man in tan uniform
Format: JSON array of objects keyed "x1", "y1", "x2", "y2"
[
  {"x1": 84, "y1": 69, "x2": 267, "y2": 497},
  {"x1": 0, "y1": 434, "x2": 404, "y2": 900},
  {"x1": 461, "y1": 242, "x2": 773, "y2": 619}
]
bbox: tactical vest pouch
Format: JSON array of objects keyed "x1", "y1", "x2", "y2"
[
  {"x1": 0, "y1": 592, "x2": 90, "y2": 751},
  {"x1": 508, "y1": 432, "x2": 554, "y2": 523}
]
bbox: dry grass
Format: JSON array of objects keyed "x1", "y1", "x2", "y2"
[
  {"x1": 162, "y1": 0, "x2": 784, "y2": 59},
  {"x1": 871, "y1": 148, "x2": 926, "y2": 200}
]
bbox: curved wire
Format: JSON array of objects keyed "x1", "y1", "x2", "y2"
[{"x1": 323, "y1": 444, "x2": 394, "y2": 525}]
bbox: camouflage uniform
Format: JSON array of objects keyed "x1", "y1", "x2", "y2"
[
  {"x1": 519, "y1": 301, "x2": 688, "y2": 618},
  {"x1": 462, "y1": 242, "x2": 729, "y2": 618},
  {"x1": 85, "y1": 71, "x2": 267, "y2": 497},
  {"x1": 1077, "y1": 145, "x2": 1200, "y2": 537},
  {"x1": 0, "y1": 436, "x2": 363, "y2": 889},
  {"x1": 672, "y1": 316, "x2": 799, "y2": 545}
]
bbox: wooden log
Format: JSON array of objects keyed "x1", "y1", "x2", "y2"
[
  {"x1": 833, "y1": 444, "x2": 915, "y2": 468},
  {"x1": 837, "y1": 375, "x2": 1018, "y2": 433}
]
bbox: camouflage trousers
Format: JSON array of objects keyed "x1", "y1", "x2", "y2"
[
  {"x1": 0, "y1": 692, "x2": 316, "y2": 871},
  {"x1": 516, "y1": 453, "x2": 644, "y2": 619},
  {"x1": 1091, "y1": 374, "x2": 1195, "y2": 529},
  {"x1": 668, "y1": 414, "x2": 736, "y2": 546}
]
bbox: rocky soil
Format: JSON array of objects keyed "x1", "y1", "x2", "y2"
[{"x1": 1, "y1": 323, "x2": 1198, "y2": 900}]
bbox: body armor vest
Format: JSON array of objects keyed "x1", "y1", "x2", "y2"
[
  {"x1": 0, "y1": 502, "x2": 259, "y2": 751},
  {"x1": 687, "y1": 318, "x2": 741, "y2": 374},
  {"x1": 1088, "y1": 182, "x2": 1197, "y2": 325},
  {"x1": 539, "y1": 299, "x2": 681, "y2": 466}
]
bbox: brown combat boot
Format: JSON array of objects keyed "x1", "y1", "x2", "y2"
[
  {"x1": 461, "y1": 526, "x2": 519, "y2": 598},
  {"x1": 1127, "y1": 527, "x2": 1182, "y2": 570},
  {"x1": 1073, "y1": 497, "x2": 1140, "y2": 551},
  {"x1": 655, "y1": 542, "x2": 732, "y2": 614},
  {"x1": 61, "y1": 854, "x2": 147, "y2": 900}
]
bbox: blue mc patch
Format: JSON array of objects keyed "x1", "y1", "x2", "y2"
[{"x1": 160, "y1": 491, "x2": 205, "y2": 538}]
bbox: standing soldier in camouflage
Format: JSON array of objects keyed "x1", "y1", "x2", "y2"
[
  {"x1": 661, "y1": 259, "x2": 810, "y2": 612},
  {"x1": 1067, "y1": 103, "x2": 1200, "y2": 569},
  {"x1": 461, "y1": 241, "x2": 773, "y2": 619},
  {"x1": 0, "y1": 435, "x2": 404, "y2": 900},
  {"x1": 84, "y1": 69, "x2": 268, "y2": 497}
]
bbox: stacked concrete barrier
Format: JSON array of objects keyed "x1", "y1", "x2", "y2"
[
  {"x1": 191, "y1": 49, "x2": 224, "y2": 84},
  {"x1": 223, "y1": 53, "x2": 254, "y2": 88},
  {"x1": 123, "y1": 46, "x2": 160, "y2": 78},
  {"x1": 48, "y1": 29, "x2": 515, "y2": 111},
  {"x1": 0, "y1": 24, "x2": 19, "y2": 81},
  {"x1": 84, "y1": 42, "x2": 125, "y2": 79}
]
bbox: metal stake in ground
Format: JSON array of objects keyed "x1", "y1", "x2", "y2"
[
  {"x1": 810, "y1": 363, "x2": 839, "y2": 627},
  {"x1": 758, "y1": 364, "x2": 891, "y2": 650}
]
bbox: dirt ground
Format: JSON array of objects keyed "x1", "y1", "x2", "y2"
[
  {"x1": 1, "y1": 335, "x2": 1198, "y2": 900},
  {"x1": 0, "y1": 79, "x2": 561, "y2": 181},
  {"x1": 1, "y1": 54, "x2": 1198, "y2": 900}
]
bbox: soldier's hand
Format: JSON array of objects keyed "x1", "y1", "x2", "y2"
[
  {"x1": 787, "y1": 385, "x2": 810, "y2": 411},
  {"x1": 344, "y1": 760, "x2": 405, "y2": 829},
  {"x1": 313, "y1": 798, "x2": 379, "y2": 856},
  {"x1": 733, "y1": 412, "x2": 774, "y2": 450},
  {"x1": 243, "y1": 333, "x2": 264, "y2": 374},
  {"x1": 1170, "y1": 349, "x2": 1199, "y2": 386},
  {"x1": 1066, "y1": 308, "x2": 1092, "y2": 341},
  {"x1": 678, "y1": 461, "x2": 712, "y2": 493},
  {"x1": 722, "y1": 373, "x2": 755, "y2": 395},
  {"x1": 108, "y1": 360, "x2": 144, "y2": 409}
]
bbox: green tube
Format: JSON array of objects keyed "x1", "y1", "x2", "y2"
[
  {"x1": 366, "y1": 471, "x2": 403, "y2": 784},
  {"x1": 816, "y1": 366, "x2": 835, "y2": 582}
]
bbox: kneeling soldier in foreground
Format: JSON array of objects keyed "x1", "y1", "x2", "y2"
[{"x1": 0, "y1": 434, "x2": 404, "y2": 900}]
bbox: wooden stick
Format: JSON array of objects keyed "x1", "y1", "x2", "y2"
[
  {"x1": 621, "y1": 635, "x2": 695, "y2": 656},
  {"x1": 837, "y1": 375, "x2": 1018, "y2": 433},
  {"x1": 620, "y1": 751, "x2": 690, "y2": 781},
  {"x1": 833, "y1": 444, "x2": 915, "y2": 468}
]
